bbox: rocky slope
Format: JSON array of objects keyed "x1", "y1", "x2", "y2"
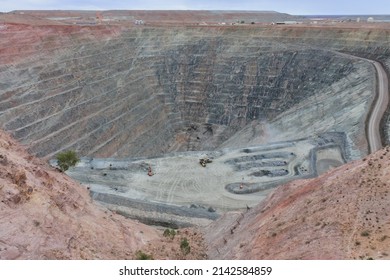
[
  {"x1": 1, "y1": 17, "x2": 388, "y2": 160},
  {"x1": 204, "y1": 146, "x2": 390, "y2": 260},
  {"x1": 0, "y1": 129, "x2": 206, "y2": 259},
  {"x1": 2, "y1": 123, "x2": 390, "y2": 260}
]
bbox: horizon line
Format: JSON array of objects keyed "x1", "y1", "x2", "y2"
[{"x1": 2, "y1": 9, "x2": 390, "y2": 16}]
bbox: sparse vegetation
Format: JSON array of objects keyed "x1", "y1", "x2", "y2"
[
  {"x1": 163, "y1": 228, "x2": 176, "y2": 239},
  {"x1": 361, "y1": 230, "x2": 370, "y2": 237},
  {"x1": 135, "y1": 250, "x2": 153, "y2": 260},
  {"x1": 56, "y1": 150, "x2": 79, "y2": 172},
  {"x1": 180, "y1": 238, "x2": 191, "y2": 255}
]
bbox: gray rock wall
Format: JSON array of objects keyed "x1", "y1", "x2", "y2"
[
  {"x1": 379, "y1": 56, "x2": 390, "y2": 145},
  {"x1": 0, "y1": 26, "x2": 387, "y2": 158}
]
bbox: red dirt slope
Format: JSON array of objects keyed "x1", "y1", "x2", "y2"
[
  {"x1": 205, "y1": 147, "x2": 390, "y2": 259},
  {"x1": 0, "y1": 129, "x2": 161, "y2": 259}
]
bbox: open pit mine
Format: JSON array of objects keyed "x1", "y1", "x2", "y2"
[{"x1": 1, "y1": 11, "x2": 390, "y2": 259}]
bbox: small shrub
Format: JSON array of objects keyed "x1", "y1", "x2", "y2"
[
  {"x1": 180, "y1": 238, "x2": 190, "y2": 255},
  {"x1": 135, "y1": 250, "x2": 153, "y2": 260},
  {"x1": 163, "y1": 228, "x2": 176, "y2": 239},
  {"x1": 361, "y1": 230, "x2": 370, "y2": 237},
  {"x1": 56, "y1": 150, "x2": 79, "y2": 172}
]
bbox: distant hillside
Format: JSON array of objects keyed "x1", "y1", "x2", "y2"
[{"x1": 9, "y1": 10, "x2": 305, "y2": 24}]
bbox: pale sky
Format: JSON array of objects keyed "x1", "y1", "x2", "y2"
[{"x1": 0, "y1": 0, "x2": 389, "y2": 15}]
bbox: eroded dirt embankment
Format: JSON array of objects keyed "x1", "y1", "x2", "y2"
[{"x1": 0, "y1": 129, "x2": 206, "y2": 260}]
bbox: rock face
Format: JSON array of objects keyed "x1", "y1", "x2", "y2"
[
  {"x1": 204, "y1": 146, "x2": 390, "y2": 260},
  {"x1": 1, "y1": 19, "x2": 388, "y2": 160},
  {"x1": 0, "y1": 128, "x2": 207, "y2": 260}
]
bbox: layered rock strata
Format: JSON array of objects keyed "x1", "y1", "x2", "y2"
[{"x1": 1, "y1": 24, "x2": 386, "y2": 160}]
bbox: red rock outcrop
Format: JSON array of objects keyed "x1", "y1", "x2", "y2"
[{"x1": 205, "y1": 147, "x2": 390, "y2": 259}]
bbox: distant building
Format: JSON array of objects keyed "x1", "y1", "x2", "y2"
[
  {"x1": 367, "y1": 17, "x2": 374, "y2": 22},
  {"x1": 275, "y1": 21, "x2": 299, "y2": 25},
  {"x1": 134, "y1": 19, "x2": 144, "y2": 25}
]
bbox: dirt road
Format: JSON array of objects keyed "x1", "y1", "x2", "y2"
[
  {"x1": 368, "y1": 61, "x2": 389, "y2": 152},
  {"x1": 333, "y1": 51, "x2": 389, "y2": 153}
]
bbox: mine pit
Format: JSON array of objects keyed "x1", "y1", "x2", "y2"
[
  {"x1": 65, "y1": 135, "x2": 346, "y2": 227},
  {"x1": 1, "y1": 16, "x2": 388, "y2": 228}
]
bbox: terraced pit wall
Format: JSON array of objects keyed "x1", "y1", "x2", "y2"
[{"x1": 0, "y1": 25, "x2": 389, "y2": 159}]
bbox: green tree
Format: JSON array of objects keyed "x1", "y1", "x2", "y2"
[{"x1": 56, "y1": 150, "x2": 79, "y2": 171}]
